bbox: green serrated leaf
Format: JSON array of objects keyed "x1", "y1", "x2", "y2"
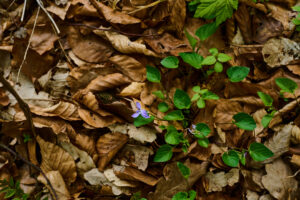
[
  {"x1": 195, "y1": 22, "x2": 218, "y2": 41},
  {"x1": 177, "y1": 162, "x2": 191, "y2": 179},
  {"x1": 179, "y1": 52, "x2": 203, "y2": 69},
  {"x1": 195, "y1": 123, "x2": 211, "y2": 136},
  {"x1": 197, "y1": 138, "x2": 209, "y2": 148},
  {"x1": 173, "y1": 89, "x2": 191, "y2": 109},
  {"x1": 153, "y1": 90, "x2": 165, "y2": 99},
  {"x1": 202, "y1": 91, "x2": 219, "y2": 100},
  {"x1": 214, "y1": 62, "x2": 223, "y2": 72},
  {"x1": 158, "y1": 102, "x2": 169, "y2": 113},
  {"x1": 165, "y1": 125, "x2": 182, "y2": 145},
  {"x1": 257, "y1": 92, "x2": 273, "y2": 107},
  {"x1": 249, "y1": 142, "x2": 274, "y2": 162},
  {"x1": 217, "y1": 53, "x2": 232, "y2": 62},
  {"x1": 227, "y1": 66, "x2": 250, "y2": 82},
  {"x1": 197, "y1": 98, "x2": 205, "y2": 108},
  {"x1": 261, "y1": 114, "x2": 273, "y2": 128},
  {"x1": 201, "y1": 56, "x2": 216, "y2": 65},
  {"x1": 184, "y1": 29, "x2": 198, "y2": 50},
  {"x1": 146, "y1": 66, "x2": 161, "y2": 83},
  {"x1": 163, "y1": 110, "x2": 184, "y2": 121},
  {"x1": 154, "y1": 144, "x2": 173, "y2": 162},
  {"x1": 134, "y1": 115, "x2": 154, "y2": 127},
  {"x1": 233, "y1": 112, "x2": 256, "y2": 131},
  {"x1": 275, "y1": 77, "x2": 298, "y2": 94},
  {"x1": 222, "y1": 150, "x2": 239, "y2": 167},
  {"x1": 161, "y1": 56, "x2": 179, "y2": 68}
]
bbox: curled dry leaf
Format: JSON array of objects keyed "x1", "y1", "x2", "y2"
[
  {"x1": 37, "y1": 171, "x2": 71, "y2": 200},
  {"x1": 291, "y1": 124, "x2": 300, "y2": 144},
  {"x1": 234, "y1": 3, "x2": 252, "y2": 44},
  {"x1": 119, "y1": 82, "x2": 145, "y2": 97},
  {"x1": 30, "y1": 101, "x2": 80, "y2": 121},
  {"x1": 262, "y1": 37, "x2": 300, "y2": 68},
  {"x1": 60, "y1": 141, "x2": 96, "y2": 176},
  {"x1": 96, "y1": 132, "x2": 128, "y2": 171},
  {"x1": 113, "y1": 165, "x2": 158, "y2": 186},
  {"x1": 78, "y1": 107, "x2": 122, "y2": 128},
  {"x1": 290, "y1": 154, "x2": 300, "y2": 167},
  {"x1": 262, "y1": 159, "x2": 298, "y2": 199},
  {"x1": 263, "y1": 124, "x2": 292, "y2": 163},
  {"x1": 104, "y1": 168, "x2": 136, "y2": 187},
  {"x1": 37, "y1": 136, "x2": 77, "y2": 183},
  {"x1": 204, "y1": 168, "x2": 240, "y2": 192},
  {"x1": 109, "y1": 55, "x2": 146, "y2": 82},
  {"x1": 93, "y1": 29, "x2": 158, "y2": 57},
  {"x1": 108, "y1": 123, "x2": 157, "y2": 143},
  {"x1": 46, "y1": 1, "x2": 71, "y2": 20},
  {"x1": 67, "y1": 26, "x2": 114, "y2": 63}
]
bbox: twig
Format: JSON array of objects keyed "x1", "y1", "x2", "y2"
[
  {"x1": 35, "y1": 0, "x2": 60, "y2": 34},
  {"x1": 65, "y1": 22, "x2": 159, "y2": 37},
  {"x1": 0, "y1": 143, "x2": 58, "y2": 200},
  {"x1": 17, "y1": 6, "x2": 40, "y2": 83},
  {"x1": 21, "y1": 0, "x2": 27, "y2": 21},
  {"x1": 128, "y1": 0, "x2": 167, "y2": 14}
]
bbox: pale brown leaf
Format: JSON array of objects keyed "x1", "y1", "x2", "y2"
[{"x1": 119, "y1": 82, "x2": 145, "y2": 97}]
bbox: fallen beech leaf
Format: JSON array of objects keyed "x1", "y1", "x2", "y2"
[
  {"x1": 290, "y1": 154, "x2": 300, "y2": 167},
  {"x1": 78, "y1": 107, "x2": 122, "y2": 128},
  {"x1": 108, "y1": 123, "x2": 157, "y2": 143},
  {"x1": 263, "y1": 124, "x2": 292, "y2": 163},
  {"x1": 104, "y1": 168, "x2": 136, "y2": 187},
  {"x1": 96, "y1": 132, "x2": 128, "y2": 171},
  {"x1": 109, "y1": 55, "x2": 146, "y2": 82},
  {"x1": 287, "y1": 65, "x2": 300, "y2": 76},
  {"x1": 67, "y1": 26, "x2": 114, "y2": 63},
  {"x1": 234, "y1": 4, "x2": 252, "y2": 44},
  {"x1": 241, "y1": 169, "x2": 264, "y2": 192},
  {"x1": 246, "y1": 190, "x2": 259, "y2": 200},
  {"x1": 140, "y1": 82, "x2": 160, "y2": 106},
  {"x1": 75, "y1": 133, "x2": 96, "y2": 156},
  {"x1": 37, "y1": 171, "x2": 71, "y2": 200},
  {"x1": 113, "y1": 165, "x2": 158, "y2": 186},
  {"x1": 291, "y1": 125, "x2": 300, "y2": 144},
  {"x1": 37, "y1": 136, "x2": 77, "y2": 183},
  {"x1": 165, "y1": 0, "x2": 186, "y2": 37},
  {"x1": 262, "y1": 37, "x2": 300, "y2": 68},
  {"x1": 92, "y1": 1, "x2": 140, "y2": 24},
  {"x1": 204, "y1": 168, "x2": 239, "y2": 192},
  {"x1": 253, "y1": 109, "x2": 267, "y2": 136},
  {"x1": 46, "y1": 1, "x2": 71, "y2": 20},
  {"x1": 60, "y1": 141, "x2": 96, "y2": 176},
  {"x1": 19, "y1": 165, "x2": 36, "y2": 195},
  {"x1": 0, "y1": 88, "x2": 9, "y2": 106},
  {"x1": 262, "y1": 159, "x2": 298, "y2": 199},
  {"x1": 30, "y1": 101, "x2": 80, "y2": 121},
  {"x1": 94, "y1": 29, "x2": 158, "y2": 57},
  {"x1": 119, "y1": 82, "x2": 145, "y2": 97}
]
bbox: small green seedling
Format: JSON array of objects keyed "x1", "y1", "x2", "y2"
[
  {"x1": 0, "y1": 177, "x2": 29, "y2": 200},
  {"x1": 292, "y1": 6, "x2": 300, "y2": 31},
  {"x1": 257, "y1": 91, "x2": 276, "y2": 128},
  {"x1": 191, "y1": 86, "x2": 219, "y2": 109},
  {"x1": 172, "y1": 190, "x2": 196, "y2": 200}
]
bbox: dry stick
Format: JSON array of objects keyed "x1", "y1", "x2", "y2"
[
  {"x1": 128, "y1": 0, "x2": 167, "y2": 14},
  {"x1": 21, "y1": 0, "x2": 27, "y2": 21},
  {"x1": 0, "y1": 74, "x2": 58, "y2": 200},
  {"x1": 17, "y1": 6, "x2": 40, "y2": 83}
]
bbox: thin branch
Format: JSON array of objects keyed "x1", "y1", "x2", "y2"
[
  {"x1": 21, "y1": 0, "x2": 27, "y2": 21},
  {"x1": 0, "y1": 143, "x2": 58, "y2": 200},
  {"x1": 128, "y1": 0, "x2": 167, "y2": 15}
]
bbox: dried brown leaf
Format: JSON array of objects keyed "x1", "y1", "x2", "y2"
[
  {"x1": 37, "y1": 136, "x2": 77, "y2": 183},
  {"x1": 0, "y1": 88, "x2": 9, "y2": 106},
  {"x1": 119, "y1": 82, "x2": 145, "y2": 97},
  {"x1": 234, "y1": 4, "x2": 252, "y2": 44},
  {"x1": 204, "y1": 169, "x2": 240, "y2": 192},
  {"x1": 291, "y1": 124, "x2": 300, "y2": 144},
  {"x1": 46, "y1": 1, "x2": 71, "y2": 20}
]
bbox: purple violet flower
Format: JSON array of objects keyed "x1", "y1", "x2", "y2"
[{"x1": 132, "y1": 102, "x2": 150, "y2": 119}]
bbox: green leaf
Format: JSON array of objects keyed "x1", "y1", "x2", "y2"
[
  {"x1": 191, "y1": 94, "x2": 200, "y2": 101},
  {"x1": 188, "y1": 190, "x2": 197, "y2": 200},
  {"x1": 292, "y1": 5, "x2": 300, "y2": 12},
  {"x1": 201, "y1": 56, "x2": 216, "y2": 65},
  {"x1": 134, "y1": 115, "x2": 154, "y2": 127},
  {"x1": 217, "y1": 53, "x2": 232, "y2": 62},
  {"x1": 214, "y1": 62, "x2": 223, "y2": 72},
  {"x1": 257, "y1": 92, "x2": 273, "y2": 107},
  {"x1": 197, "y1": 138, "x2": 209, "y2": 148},
  {"x1": 249, "y1": 142, "x2": 274, "y2": 162},
  {"x1": 209, "y1": 48, "x2": 218, "y2": 56},
  {"x1": 195, "y1": 123, "x2": 211, "y2": 136},
  {"x1": 195, "y1": 22, "x2": 218, "y2": 41},
  {"x1": 165, "y1": 125, "x2": 182, "y2": 145},
  {"x1": 4, "y1": 189, "x2": 16, "y2": 199},
  {"x1": 197, "y1": 98, "x2": 205, "y2": 108},
  {"x1": 154, "y1": 144, "x2": 173, "y2": 162},
  {"x1": 261, "y1": 114, "x2": 273, "y2": 128},
  {"x1": 202, "y1": 91, "x2": 219, "y2": 100},
  {"x1": 163, "y1": 110, "x2": 184, "y2": 121},
  {"x1": 222, "y1": 150, "x2": 239, "y2": 167},
  {"x1": 153, "y1": 90, "x2": 165, "y2": 99},
  {"x1": 227, "y1": 66, "x2": 250, "y2": 82},
  {"x1": 9, "y1": 177, "x2": 14, "y2": 188},
  {"x1": 177, "y1": 162, "x2": 191, "y2": 179},
  {"x1": 161, "y1": 56, "x2": 179, "y2": 68},
  {"x1": 275, "y1": 77, "x2": 298, "y2": 94},
  {"x1": 192, "y1": 86, "x2": 201, "y2": 93},
  {"x1": 179, "y1": 52, "x2": 203, "y2": 69},
  {"x1": 172, "y1": 192, "x2": 188, "y2": 200},
  {"x1": 194, "y1": 0, "x2": 239, "y2": 26},
  {"x1": 158, "y1": 102, "x2": 169, "y2": 113},
  {"x1": 173, "y1": 89, "x2": 191, "y2": 109},
  {"x1": 237, "y1": 150, "x2": 246, "y2": 166},
  {"x1": 184, "y1": 29, "x2": 198, "y2": 50},
  {"x1": 146, "y1": 66, "x2": 161, "y2": 83},
  {"x1": 233, "y1": 112, "x2": 256, "y2": 131}
]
